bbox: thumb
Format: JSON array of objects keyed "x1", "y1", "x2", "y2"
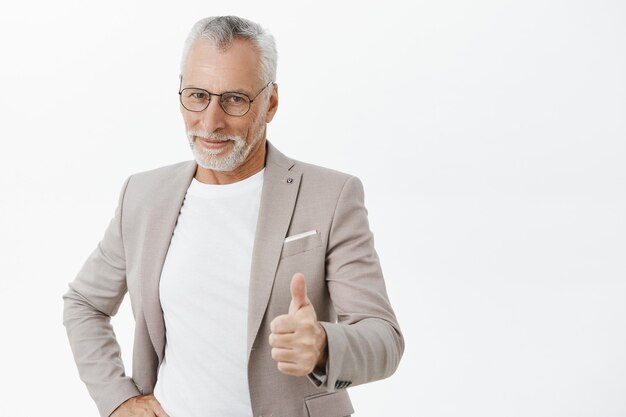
[{"x1": 289, "y1": 273, "x2": 309, "y2": 315}]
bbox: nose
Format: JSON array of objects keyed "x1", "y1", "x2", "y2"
[{"x1": 197, "y1": 96, "x2": 227, "y2": 132}]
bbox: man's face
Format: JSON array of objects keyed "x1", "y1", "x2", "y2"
[{"x1": 180, "y1": 38, "x2": 277, "y2": 171}]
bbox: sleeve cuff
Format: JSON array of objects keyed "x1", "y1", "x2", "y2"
[{"x1": 308, "y1": 365, "x2": 328, "y2": 387}]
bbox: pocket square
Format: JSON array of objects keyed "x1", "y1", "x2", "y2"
[{"x1": 284, "y1": 229, "x2": 317, "y2": 243}]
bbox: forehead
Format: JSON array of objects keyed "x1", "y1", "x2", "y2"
[{"x1": 182, "y1": 38, "x2": 263, "y2": 92}]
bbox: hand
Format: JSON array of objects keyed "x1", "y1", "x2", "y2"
[
  {"x1": 110, "y1": 394, "x2": 170, "y2": 417},
  {"x1": 269, "y1": 273, "x2": 328, "y2": 376}
]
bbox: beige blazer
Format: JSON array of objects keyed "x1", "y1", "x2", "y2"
[{"x1": 63, "y1": 140, "x2": 404, "y2": 417}]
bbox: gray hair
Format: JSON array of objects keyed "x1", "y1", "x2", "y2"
[{"x1": 181, "y1": 16, "x2": 277, "y2": 83}]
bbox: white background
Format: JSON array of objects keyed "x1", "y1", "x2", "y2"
[{"x1": 0, "y1": 1, "x2": 625, "y2": 416}]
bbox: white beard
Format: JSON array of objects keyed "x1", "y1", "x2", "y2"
[{"x1": 187, "y1": 117, "x2": 266, "y2": 172}]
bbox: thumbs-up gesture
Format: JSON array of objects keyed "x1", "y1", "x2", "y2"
[{"x1": 269, "y1": 273, "x2": 328, "y2": 376}]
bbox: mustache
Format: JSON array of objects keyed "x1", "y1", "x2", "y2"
[{"x1": 187, "y1": 130, "x2": 242, "y2": 142}]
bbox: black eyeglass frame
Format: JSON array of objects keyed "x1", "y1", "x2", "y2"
[{"x1": 178, "y1": 76, "x2": 274, "y2": 117}]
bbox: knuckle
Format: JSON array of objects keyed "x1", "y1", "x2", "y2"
[
  {"x1": 272, "y1": 315, "x2": 286, "y2": 331},
  {"x1": 297, "y1": 335, "x2": 312, "y2": 349},
  {"x1": 304, "y1": 336, "x2": 314, "y2": 347},
  {"x1": 278, "y1": 362, "x2": 296, "y2": 376}
]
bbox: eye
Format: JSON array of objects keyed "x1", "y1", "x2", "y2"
[
  {"x1": 189, "y1": 91, "x2": 208, "y2": 100},
  {"x1": 223, "y1": 94, "x2": 247, "y2": 104}
]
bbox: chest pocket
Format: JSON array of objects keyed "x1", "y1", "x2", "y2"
[
  {"x1": 280, "y1": 230, "x2": 323, "y2": 258},
  {"x1": 304, "y1": 391, "x2": 354, "y2": 417}
]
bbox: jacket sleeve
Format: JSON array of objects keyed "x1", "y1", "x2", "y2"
[
  {"x1": 62, "y1": 175, "x2": 142, "y2": 417},
  {"x1": 313, "y1": 175, "x2": 405, "y2": 391}
]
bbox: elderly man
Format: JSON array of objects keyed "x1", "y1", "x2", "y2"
[{"x1": 63, "y1": 16, "x2": 404, "y2": 417}]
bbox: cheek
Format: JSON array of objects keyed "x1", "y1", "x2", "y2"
[
  {"x1": 180, "y1": 109, "x2": 191, "y2": 128},
  {"x1": 245, "y1": 110, "x2": 264, "y2": 133},
  {"x1": 236, "y1": 116, "x2": 257, "y2": 138},
  {"x1": 181, "y1": 113, "x2": 200, "y2": 129}
]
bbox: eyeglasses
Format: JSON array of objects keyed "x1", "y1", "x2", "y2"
[{"x1": 178, "y1": 77, "x2": 274, "y2": 117}]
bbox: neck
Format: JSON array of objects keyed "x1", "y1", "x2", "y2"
[{"x1": 194, "y1": 138, "x2": 267, "y2": 185}]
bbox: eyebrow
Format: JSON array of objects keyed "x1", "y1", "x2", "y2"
[
  {"x1": 227, "y1": 89, "x2": 252, "y2": 96},
  {"x1": 184, "y1": 85, "x2": 251, "y2": 96}
]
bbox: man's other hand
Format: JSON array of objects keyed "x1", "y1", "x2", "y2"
[
  {"x1": 269, "y1": 273, "x2": 328, "y2": 376},
  {"x1": 110, "y1": 394, "x2": 170, "y2": 417}
]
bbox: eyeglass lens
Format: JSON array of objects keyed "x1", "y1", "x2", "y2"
[{"x1": 180, "y1": 89, "x2": 251, "y2": 116}]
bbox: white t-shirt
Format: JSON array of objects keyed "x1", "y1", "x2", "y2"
[{"x1": 153, "y1": 168, "x2": 264, "y2": 417}]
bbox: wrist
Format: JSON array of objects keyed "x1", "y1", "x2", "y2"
[{"x1": 315, "y1": 322, "x2": 328, "y2": 367}]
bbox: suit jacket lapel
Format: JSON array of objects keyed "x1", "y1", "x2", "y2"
[
  {"x1": 247, "y1": 141, "x2": 301, "y2": 357},
  {"x1": 140, "y1": 160, "x2": 196, "y2": 364}
]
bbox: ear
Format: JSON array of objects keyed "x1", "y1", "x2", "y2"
[{"x1": 264, "y1": 83, "x2": 279, "y2": 123}]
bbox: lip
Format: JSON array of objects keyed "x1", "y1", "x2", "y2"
[{"x1": 198, "y1": 138, "x2": 229, "y2": 149}]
